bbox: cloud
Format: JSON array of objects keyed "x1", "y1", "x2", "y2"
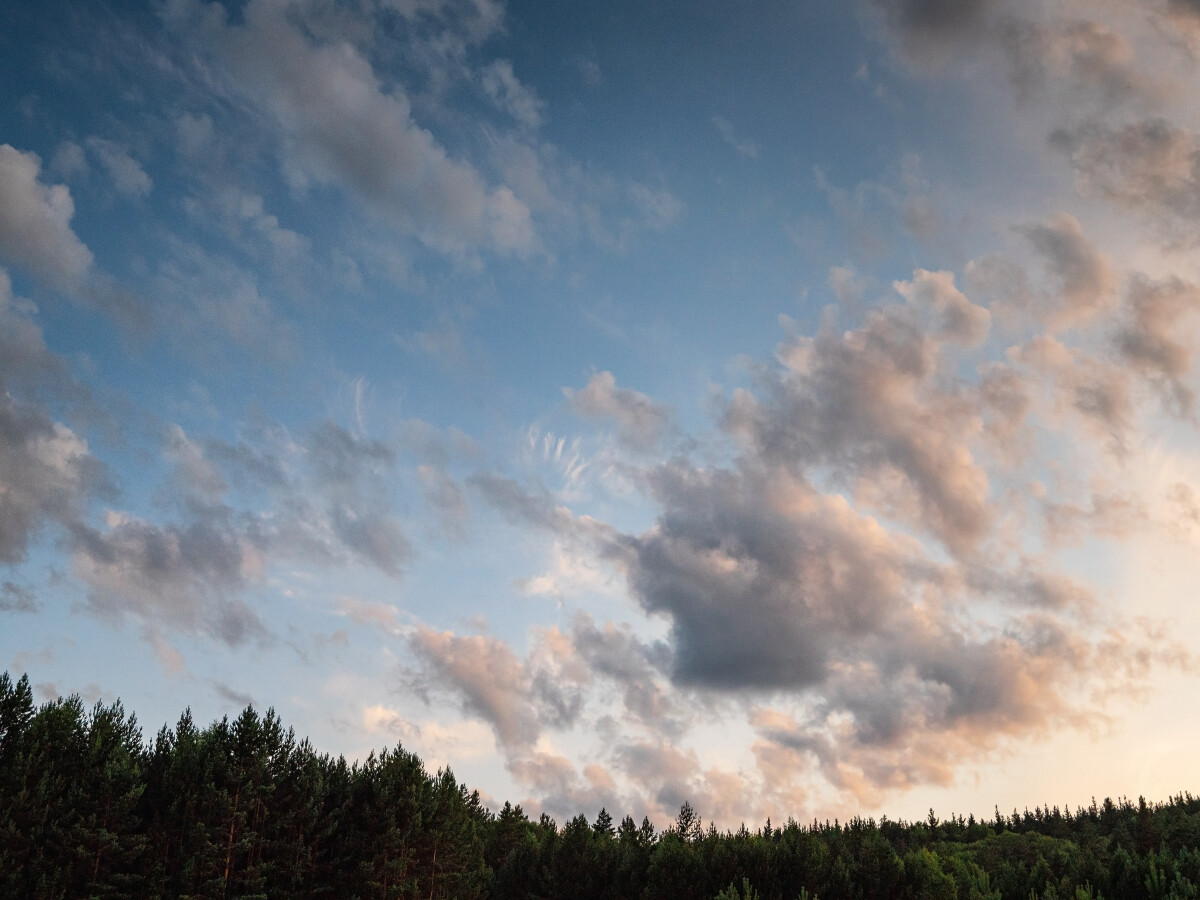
[
  {"x1": 0, "y1": 269, "x2": 107, "y2": 565},
  {"x1": 1017, "y1": 214, "x2": 1116, "y2": 330},
  {"x1": 469, "y1": 473, "x2": 579, "y2": 533},
  {"x1": 50, "y1": 141, "x2": 88, "y2": 180},
  {"x1": 337, "y1": 596, "x2": 411, "y2": 638},
  {"x1": 723, "y1": 277, "x2": 994, "y2": 556},
  {"x1": 408, "y1": 626, "x2": 586, "y2": 752},
  {"x1": 480, "y1": 59, "x2": 543, "y2": 130},
  {"x1": 214, "y1": 681, "x2": 255, "y2": 708},
  {"x1": 86, "y1": 138, "x2": 153, "y2": 198},
  {"x1": 711, "y1": 116, "x2": 759, "y2": 159},
  {"x1": 620, "y1": 460, "x2": 928, "y2": 691},
  {"x1": 67, "y1": 415, "x2": 416, "y2": 652},
  {"x1": 0, "y1": 268, "x2": 81, "y2": 401},
  {"x1": 0, "y1": 392, "x2": 105, "y2": 565},
  {"x1": 508, "y1": 751, "x2": 619, "y2": 823},
  {"x1": 864, "y1": 0, "x2": 1000, "y2": 66},
  {"x1": 185, "y1": 186, "x2": 308, "y2": 258},
  {"x1": 0, "y1": 144, "x2": 93, "y2": 293},
  {"x1": 565, "y1": 371, "x2": 672, "y2": 452},
  {"x1": 418, "y1": 464, "x2": 470, "y2": 539},
  {"x1": 165, "y1": 424, "x2": 228, "y2": 502},
  {"x1": 1011, "y1": 335, "x2": 1133, "y2": 452},
  {"x1": 569, "y1": 614, "x2": 681, "y2": 732},
  {"x1": 1004, "y1": 18, "x2": 1148, "y2": 107},
  {"x1": 1114, "y1": 275, "x2": 1200, "y2": 415},
  {"x1": 70, "y1": 509, "x2": 268, "y2": 646},
  {"x1": 893, "y1": 268, "x2": 990, "y2": 345},
  {"x1": 212, "y1": 420, "x2": 414, "y2": 577},
  {"x1": 1050, "y1": 119, "x2": 1200, "y2": 244},
  {"x1": 0, "y1": 581, "x2": 39, "y2": 613},
  {"x1": 169, "y1": 0, "x2": 536, "y2": 256}
]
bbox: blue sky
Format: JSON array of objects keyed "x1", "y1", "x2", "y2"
[{"x1": 4, "y1": 0, "x2": 1200, "y2": 827}]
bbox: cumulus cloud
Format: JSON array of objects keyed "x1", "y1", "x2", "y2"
[
  {"x1": 565, "y1": 371, "x2": 672, "y2": 452},
  {"x1": 723, "y1": 276, "x2": 994, "y2": 556},
  {"x1": 1051, "y1": 119, "x2": 1200, "y2": 244},
  {"x1": 0, "y1": 144, "x2": 94, "y2": 293},
  {"x1": 1011, "y1": 333, "x2": 1142, "y2": 454},
  {"x1": 0, "y1": 393, "x2": 105, "y2": 565},
  {"x1": 614, "y1": 445, "x2": 1177, "y2": 799},
  {"x1": 1114, "y1": 275, "x2": 1200, "y2": 415},
  {"x1": 1017, "y1": 214, "x2": 1116, "y2": 330},
  {"x1": 408, "y1": 626, "x2": 586, "y2": 752},
  {"x1": 619, "y1": 461, "x2": 927, "y2": 690},
  {"x1": 70, "y1": 510, "x2": 267, "y2": 646},
  {"x1": 167, "y1": 0, "x2": 536, "y2": 256},
  {"x1": 893, "y1": 268, "x2": 990, "y2": 345}
]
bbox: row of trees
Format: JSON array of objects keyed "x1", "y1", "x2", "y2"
[{"x1": 2, "y1": 672, "x2": 1199, "y2": 899}]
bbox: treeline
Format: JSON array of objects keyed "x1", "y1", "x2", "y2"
[{"x1": 2, "y1": 672, "x2": 1200, "y2": 899}]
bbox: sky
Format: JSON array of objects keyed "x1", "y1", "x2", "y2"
[{"x1": 3, "y1": 0, "x2": 1200, "y2": 829}]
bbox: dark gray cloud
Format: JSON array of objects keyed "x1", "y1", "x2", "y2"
[
  {"x1": 570, "y1": 614, "x2": 681, "y2": 733},
  {"x1": 0, "y1": 581, "x2": 39, "y2": 613},
  {"x1": 70, "y1": 510, "x2": 268, "y2": 646},
  {"x1": 1114, "y1": 275, "x2": 1200, "y2": 415},
  {"x1": 214, "y1": 681, "x2": 255, "y2": 708},
  {"x1": 1018, "y1": 214, "x2": 1116, "y2": 329},
  {"x1": 864, "y1": 0, "x2": 1000, "y2": 66},
  {"x1": 621, "y1": 460, "x2": 924, "y2": 690},
  {"x1": 1051, "y1": 119, "x2": 1200, "y2": 244}
]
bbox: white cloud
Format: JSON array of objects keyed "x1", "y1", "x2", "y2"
[
  {"x1": 0, "y1": 144, "x2": 93, "y2": 293},
  {"x1": 169, "y1": 0, "x2": 536, "y2": 256},
  {"x1": 481, "y1": 59, "x2": 543, "y2": 129},
  {"x1": 711, "y1": 115, "x2": 759, "y2": 159},
  {"x1": 86, "y1": 138, "x2": 153, "y2": 198}
]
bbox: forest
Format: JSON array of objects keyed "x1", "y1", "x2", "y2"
[{"x1": 2, "y1": 671, "x2": 1199, "y2": 900}]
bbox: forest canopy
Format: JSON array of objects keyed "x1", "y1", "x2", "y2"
[{"x1": 2, "y1": 671, "x2": 1198, "y2": 900}]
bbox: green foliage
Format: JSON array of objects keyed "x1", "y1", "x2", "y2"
[
  {"x1": 4, "y1": 669, "x2": 1200, "y2": 900},
  {"x1": 715, "y1": 876, "x2": 760, "y2": 900}
]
